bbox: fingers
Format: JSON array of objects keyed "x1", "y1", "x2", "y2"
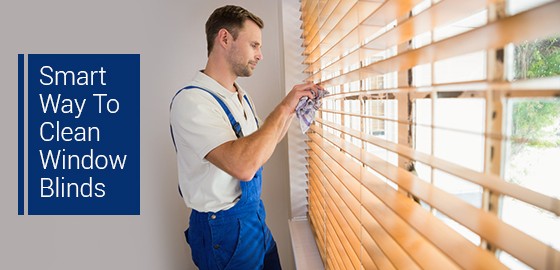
[
  {"x1": 292, "y1": 82, "x2": 324, "y2": 99},
  {"x1": 281, "y1": 82, "x2": 326, "y2": 114},
  {"x1": 294, "y1": 82, "x2": 323, "y2": 92}
]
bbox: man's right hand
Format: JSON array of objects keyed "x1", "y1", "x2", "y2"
[{"x1": 280, "y1": 82, "x2": 324, "y2": 115}]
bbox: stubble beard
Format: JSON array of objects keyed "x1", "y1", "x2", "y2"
[
  {"x1": 229, "y1": 45, "x2": 254, "y2": 77},
  {"x1": 233, "y1": 61, "x2": 253, "y2": 77}
]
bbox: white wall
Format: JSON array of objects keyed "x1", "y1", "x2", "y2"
[
  {"x1": 281, "y1": 0, "x2": 311, "y2": 220},
  {"x1": 1, "y1": 0, "x2": 295, "y2": 269}
]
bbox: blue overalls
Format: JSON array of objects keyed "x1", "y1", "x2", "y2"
[{"x1": 171, "y1": 86, "x2": 281, "y2": 270}]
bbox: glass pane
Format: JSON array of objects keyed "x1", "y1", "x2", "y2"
[
  {"x1": 412, "y1": 63, "x2": 432, "y2": 86},
  {"x1": 499, "y1": 250, "x2": 532, "y2": 270},
  {"x1": 364, "y1": 100, "x2": 385, "y2": 136},
  {"x1": 365, "y1": 165, "x2": 396, "y2": 190},
  {"x1": 415, "y1": 161, "x2": 432, "y2": 183},
  {"x1": 500, "y1": 21, "x2": 560, "y2": 267},
  {"x1": 513, "y1": 36, "x2": 560, "y2": 80},
  {"x1": 363, "y1": 99, "x2": 397, "y2": 143},
  {"x1": 412, "y1": 0, "x2": 431, "y2": 16},
  {"x1": 344, "y1": 100, "x2": 361, "y2": 147},
  {"x1": 501, "y1": 98, "x2": 560, "y2": 253},
  {"x1": 414, "y1": 98, "x2": 432, "y2": 156},
  {"x1": 433, "y1": 10, "x2": 487, "y2": 42},
  {"x1": 433, "y1": 51, "x2": 486, "y2": 84},
  {"x1": 504, "y1": 98, "x2": 560, "y2": 197},
  {"x1": 433, "y1": 98, "x2": 485, "y2": 172},
  {"x1": 506, "y1": 0, "x2": 554, "y2": 16},
  {"x1": 434, "y1": 170, "x2": 482, "y2": 208},
  {"x1": 501, "y1": 196, "x2": 560, "y2": 250},
  {"x1": 433, "y1": 209, "x2": 481, "y2": 245}
]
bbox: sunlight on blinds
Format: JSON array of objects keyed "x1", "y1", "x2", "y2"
[{"x1": 300, "y1": 0, "x2": 560, "y2": 269}]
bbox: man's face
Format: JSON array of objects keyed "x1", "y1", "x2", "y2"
[{"x1": 228, "y1": 20, "x2": 263, "y2": 77}]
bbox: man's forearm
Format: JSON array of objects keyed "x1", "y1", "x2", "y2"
[
  {"x1": 206, "y1": 82, "x2": 319, "y2": 181},
  {"x1": 206, "y1": 102, "x2": 293, "y2": 180},
  {"x1": 277, "y1": 113, "x2": 295, "y2": 144}
]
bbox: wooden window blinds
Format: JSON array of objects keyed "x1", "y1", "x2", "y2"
[{"x1": 300, "y1": 0, "x2": 560, "y2": 269}]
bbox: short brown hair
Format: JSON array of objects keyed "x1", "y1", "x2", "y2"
[{"x1": 205, "y1": 5, "x2": 264, "y2": 56}]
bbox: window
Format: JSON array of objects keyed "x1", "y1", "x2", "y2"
[{"x1": 299, "y1": 0, "x2": 560, "y2": 269}]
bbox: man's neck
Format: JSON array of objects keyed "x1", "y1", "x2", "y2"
[{"x1": 204, "y1": 58, "x2": 237, "y2": 93}]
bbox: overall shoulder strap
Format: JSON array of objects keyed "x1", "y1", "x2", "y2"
[
  {"x1": 243, "y1": 95, "x2": 259, "y2": 128},
  {"x1": 169, "y1": 85, "x2": 244, "y2": 153},
  {"x1": 170, "y1": 85, "x2": 244, "y2": 197},
  {"x1": 171, "y1": 86, "x2": 243, "y2": 139}
]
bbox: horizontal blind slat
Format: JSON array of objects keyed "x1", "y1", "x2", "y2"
[
  {"x1": 308, "y1": 0, "x2": 457, "y2": 76},
  {"x1": 322, "y1": 76, "x2": 560, "y2": 97},
  {"x1": 326, "y1": 212, "x2": 361, "y2": 269},
  {"x1": 303, "y1": 0, "x2": 340, "y2": 44},
  {"x1": 311, "y1": 126, "x2": 560, "y2": 269},
  {"x1": 301, "y1": 1, "x2": 560, "y2": 269},
  {"x1": 303, "y1": 1, "x2": 383, "y2": 66},
  {"x1": 364, "y1": 0, "x2": 500, "y2": 50},
  {"x1": 359, "y1": 206, "x2": 420, "y2": 270},
  {"x1": 308, "y1": 149, "x2": 362, "y2": 222},
  {"x1": 313, "y1": 118, "x2": 560, "y2": 216},
  {"x1": 303, "y1": 0, "x2": 356, "y2": 56},
  {"x1": 315, "y1": 1, "x2": 560, "y2": 85},
  {"x1": 360, "y1": 226, "x2": 395, "y2": 270},
  {"x1": 319, "y1": 107, "x2": 559, "y2": 151},
  {"x1": 308, "y1": 137, "x2": 467, "y2": 269},
  {"x1": 308, "y1": 131, "x2": 506, "y2": 269}
]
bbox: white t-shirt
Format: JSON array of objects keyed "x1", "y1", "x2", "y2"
[{"x1": 170, "y1": 71, "x2": 260, "y2": 212}]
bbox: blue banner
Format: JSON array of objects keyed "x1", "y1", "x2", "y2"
[{"x1": 27, "y1": 54, "x2": 140, "y2": 215}]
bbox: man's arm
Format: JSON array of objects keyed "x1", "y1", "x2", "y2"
[
  {"x1": 205, "y1": 82, "x2": 320, "y2": 181},
  {"x1": 277, "y1": 113, "x2": 295, "y2": 144}
]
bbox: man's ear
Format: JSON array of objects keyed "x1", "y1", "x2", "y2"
[{"x1": 216, "y1": 28, "x2": 230, "y2": 49}]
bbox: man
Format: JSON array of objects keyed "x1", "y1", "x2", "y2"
[{"x1": 170, "y1": 5, "x2": 322, "y2": 270}]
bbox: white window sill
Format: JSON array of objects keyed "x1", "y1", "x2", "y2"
[{"x1": 288, "y1": 218, "x2": 324, "y2": 270}]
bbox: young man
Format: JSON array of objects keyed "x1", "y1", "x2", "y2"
[{"x1": 170, "y1": 5, "x2": 322, "y2": 270}]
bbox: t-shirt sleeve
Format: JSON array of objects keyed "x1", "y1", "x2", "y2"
[{"x1": 170, "y1": 90, "x2": 237, "y2": 160}]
